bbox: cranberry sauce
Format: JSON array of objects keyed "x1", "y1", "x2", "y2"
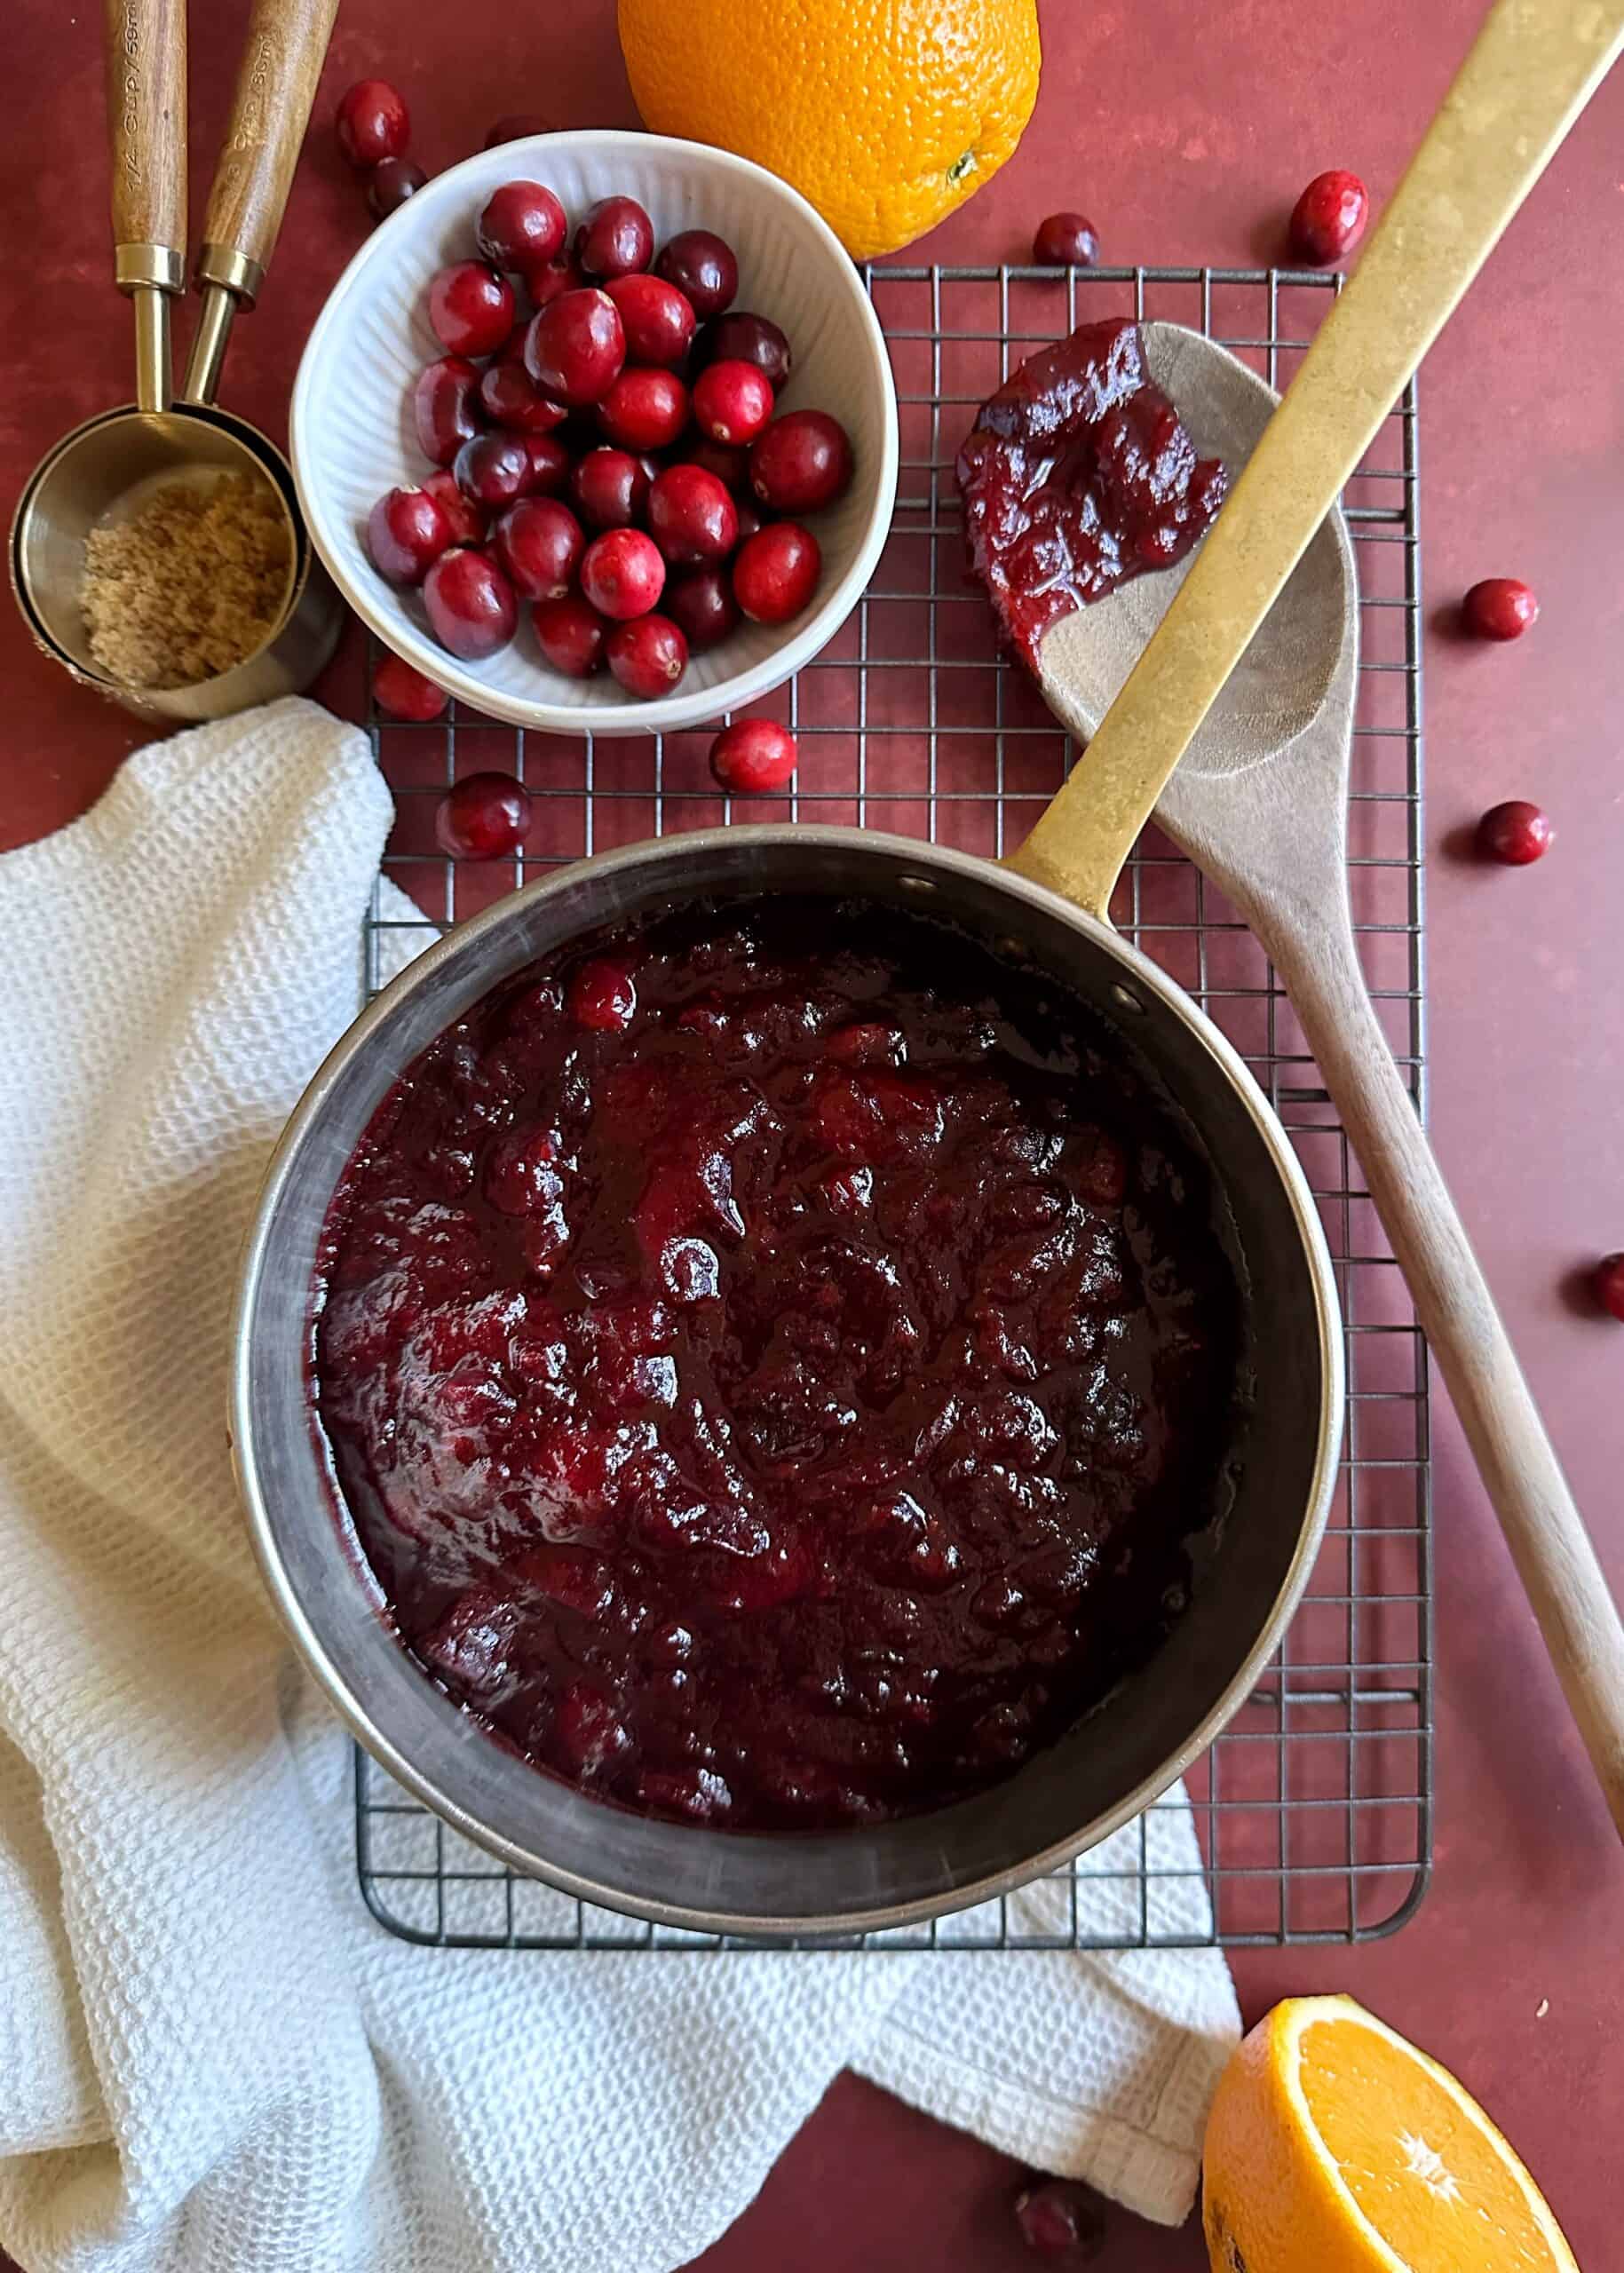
[
  {"x1": 956, "y1": 317, "x2": 1228, "y2": 672},
  {"x1": 313, "y1": 897, "x2": 1245, "y2": 1831}
]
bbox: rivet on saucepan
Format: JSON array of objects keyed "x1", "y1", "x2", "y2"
[
  {"x1": 1110, "y1": 983, "x2": 1145, "y2": 1015},
  {"x1": 897, "y1": 875, "x2": 936, "y2": 896}
]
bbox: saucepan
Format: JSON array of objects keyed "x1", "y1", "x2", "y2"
[{"x1": 231, "y1": 805, "x2": 1343, "y2": 1936}]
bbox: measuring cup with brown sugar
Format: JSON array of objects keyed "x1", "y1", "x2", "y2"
[{"x1": 10, "y1": 0, "x2": 344, "y2": 724}]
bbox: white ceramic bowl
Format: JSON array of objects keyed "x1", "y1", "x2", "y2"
[{"x1": 291, "y1": 131, "x2": 899, "y2": 734}]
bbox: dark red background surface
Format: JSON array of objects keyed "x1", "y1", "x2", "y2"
[{"x1": 4, "y1": 2, "x2": 1622, "y2": 2265}]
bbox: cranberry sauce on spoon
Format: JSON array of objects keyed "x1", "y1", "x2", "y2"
[
  {"x1": 313, "y1": 897, "x2": 1246, "y2": 1831},
  {"x1": 956, "y1": 316, "x2": 1227, "y2": 672}
]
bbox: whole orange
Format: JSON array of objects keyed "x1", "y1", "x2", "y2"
[{"x1": 617, "y1": 0, "x2": 1042, "y2": 261}]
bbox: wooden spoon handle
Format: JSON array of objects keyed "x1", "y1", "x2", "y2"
[
  {"x1": 105, "y1": 0, "x2": 186, "y2": 270},
  {"x1": 196, "y1": 0, "x2": 342, "y2": 299},
  {"x1": 1009, "y1": 0, "x2": 1624, "y2": 918},
  {"x1": 1278, "y1": 927, "x2": 1624, "y2": 1841}
]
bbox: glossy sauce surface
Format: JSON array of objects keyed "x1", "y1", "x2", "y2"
[
  {"x1": 956, "y1": 316, "x2": 1227, "y2": 670},
  {"x1": 315, "y1": 899, "x2": 1244, "y2": 1830}
]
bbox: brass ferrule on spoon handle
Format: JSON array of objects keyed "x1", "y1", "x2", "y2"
[
  {"x1": 1007, "y1": 0, "x2": 1624, "y2": 921},
  {"x1": 105, "y1": 0, "x2": 186, "y2": 412},
  {"x1": 180, "y1": 0, "x2": 343, "y2": 406}
]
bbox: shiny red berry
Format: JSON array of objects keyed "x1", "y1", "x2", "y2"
[
  {"x1": 597, "y1": 367, "x2": 690, "y2": 452},
  {"x1": 525, "y1": 289, "x2": 626, "y2": 406},
  {"x1": 1012, "y1": 2178, "x2": 1107, "y2": 2261},
  {"x1": 709, "y1": 718, "x2": 797, "y2": 793},
  {"x1": 672, "y1": 433, "x2": 750, "y2": 494},
  {"x1": 427, "y1": 261, "x2": 515, "y2": 358},
  {"x1": 749, "y1": 410, "x2": 853, "y2": 513},
  {"x1": 423, "y1": 549, "x2": 518, "y2": 660},
  {"x1": 478, "y1": 179, "x2": 567, "y2": 272},
  {"x1": 1462, "y1": 577, "x2": 1539, "y2": 641},
  {"x1": 374, "y1": 653, "x2": 448, "y2": 721},
  {"x1": 366, "y1": 486, "x2": 450, "y2": 585},
  {"x1": 534, "y1": 592, "x2": 610, "y2": 677},
  {"x1": 693, "y1": 359, "x2": 774, "y2": 446},
  {"x1": 1594, "y1": 1255, "x2": 1624, "y2": 1322},
  {"x1": 733, "y1": 521, "x2": 820, "y2": 622},
  {"x1": 453, "y1": 432, "x2": 530, "y2": 509},
  {"x1": 574, "y1": 195, "x2": 655, "y2": 281},
  {"x1": 368, "y1": 158, "x2": 426, "y2": 218},
  {"x1": 581, "y1": 527, "x2": 667, "y2": 619},
  {"x1": 604, "y1": 273, "x2": 696, "y2": 368},
  {"x1": 1033, "y1": 211, "x2": 1099, "y2": 266},
  {"x1": 693, "y1": 310, "x2": 791, "y2": 391},
  {"x1": 654, "y1": 229, "x2": 739, "y2": 319},
  {"x1": 1476, "y1": 799, "x2": 1553, "y2": 865},
  {"x1": 570, "y1": 447, "x2": 651, "y2": 529},
  {"x1": 1288, "y1": 169, "x2": 1370, "y2": 265},
  {"x1": 665, "y1": 566, "x2": 741, "y2": 651},
  {"x1": 492, "y1": 496, "x2": 584, "y2": 601},
  {"x1": 648, "y1": 464, "x2": 737, "y2": 564},
  {"x1": 567, "y1": 958, "x2": 637, "y2": 1030},
  {"x1": 518, "y1": 433, "x2": 572, "y2": 496},
  {"x1": 523, "y1": 254, "x2": 586, "y2": 310},
  {"x1": 413, "y1": 356, "x2": 485, "y2": 465},
  {"x1": 478, "y1": 354, "x2": 567, "y2": 435},
  {"x1": 422, "y1": 467, "x2": 487, "y2": 548},
  {"x1": 337, "y1": 81, "x2": 409, "y2": 169},
  {"x1": 435, "y1": 772, "x2": 531, "y2": 859},
  {"x1": 606, "y1": 612, "x2": 688, "y2": 698}
]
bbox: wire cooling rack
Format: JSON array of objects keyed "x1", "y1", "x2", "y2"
[{"x1": 353, "y1": 264, "x2": 1432, "y2": 1951}]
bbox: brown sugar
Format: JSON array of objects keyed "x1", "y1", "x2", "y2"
[{"x1": 80, "y1": 472, "x2": 294, "y2": 691}]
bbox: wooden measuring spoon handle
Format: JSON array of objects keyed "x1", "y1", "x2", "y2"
[
  {"x1": 105, "y1": 0, "x2": 186, "y2": 284},
  {"x1": 1273, "y1": 923, "x2": 1624, "y2": 1841},
  {"x1": 195, "y1": 0, "x2": 342, "y2": 304}
]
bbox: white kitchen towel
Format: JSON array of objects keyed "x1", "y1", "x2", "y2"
[{"x1": 0, "y1": 697, "x2": 1240, "y2": 2273}]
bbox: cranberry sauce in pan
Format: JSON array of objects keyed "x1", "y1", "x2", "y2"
[
  {"x1": 956, "y1": 316, "x2": 1227, "y2": 672},
  {"x1": 314, "y1": 897, "x2": 1246, "y2": 1831}
]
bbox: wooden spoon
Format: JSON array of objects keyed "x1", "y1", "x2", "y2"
[{"x1": 1006, "y1": 0, "x2": 1624, "y2": 1838}]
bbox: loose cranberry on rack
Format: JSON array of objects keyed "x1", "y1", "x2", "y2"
[
  {"x1": 1032, "y1": 211, "x2": 1100, "y2": 266},
  {"x1": 749, "y1": 409, "x2": 853, "y2": 512},
  {"x1": 525, "y1": 289, "x2": 627, "y2": 407},
  {"x1": 648, "y1": 465, "x2": 738, "y2": 564},
  {"x1": 478, "y1": 354, "x2": 567, "y2": 434},
  {"x1": 654, "y1": 228, "x2": 739, "y2": 319},
  {"x1": 709, "y1": 718, "x2": 797, "y2": 793},
  {"x1": 368, "y1": 158, "x2": 426, "y2": 218},
  {"x1": 693, "y1": 359, "x2": 775, "y2": 446},
  {"x1": 665, "y1": 566, "x2": 741, "y2": 650},
  {"x1": 337, "y1": 80, "x2": 409, "y2": 169},
  {"x1": 1288, "y1": 169, "x2": 1370, "y2": 265},
  {"x1": 606, "y1": 613, "x2": 689, "y2": 698},
  {"x1": 692, "y1": 310, "x2": 792, "y2": 391},
  {"x1": 366, "y1": 486, "x2": 450, "y2": 585},
  {"x1": 422, "y1": 467, "x2": 487, "y2": 548},
  {"x1": 427, "y1": 261, "x2": 516, "y2": 359},
  {"x1": 478, "y1": 179, "x2": 567, "y2": 273},
  {"x1": 574, "y1": 194, "x2": 655, "y2": 280},
  {"x1": 373, "y1": 653, "x2": 448, "y2": 722},
  {"x1": 492, "y1": 496, "x2": 585, "y2": 601},
  {"x1": 1462, "y1": 577, "x2": 1539, "y2": 641},
  {"x1": 413, "y1": 356, "x2": 486, "y2": 465},
  {"x1": 453, "y1": 432, "x2": 532, "y2": 510},
  {"x1": 597, "y1": 367, "x2": 690, "y2": 452},
  {"x1": 571, "y1": 447, "x2": 652, "y2": 530},
  {"x1": 435, "y1": 772, "x2": 532, "y2": 859},
  {"x1": 423, "y1": 548, "x2": 519, "y2": 659},
  {"x1": 1476, "y1": 799, "x2": 1553, "y2": 866},
  {"x1": 604, "y1": 273, "x2": 697, "y2": 368},
  {"x1": 534, "y1": 592, "x2": 611, "y2": 677},
  {"x1": 733, "y1": 521, "x2": 820, "y2": 622},
  {"x1": 1594, "y1": 1255, "x2": 1624, "y2": 1322},
  {"x1": 581, "y1": 527, "x2": 667, "y2": 619}
]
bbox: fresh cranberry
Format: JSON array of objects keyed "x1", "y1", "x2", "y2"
[
  {"x1": 597, "y1": 368, "x2": 690, "y2": 453},
  {"x1": 574, "y1": 194, "x2": 655, "y2": 280},
  {"x1": 733, "y1": 521, "x2": 820, "y2": 622},
  {"x1": 1012, "y1": 2178, "x2": 1107, "y2": 2261},
  {"x1": 374, "y1": 653, "x2": 448, "y2": 721},
  {"x1": 453, "y1": 432, "x2": 531, "y2": 509},
  {"x1": 733, "y1": 497, "x2": 767, "y2": 543},
  {"x1": 580, "y1": 527, "x2": 667, "y2": 618},
  {"x1": 1463, "y1": 576, "x2": 1539, "y2": 641},
  {"x1": 492, "y1": 496, "x2": 585, "y2": 601},
  {"x1": 606, "y1": 613, "x2": 688, "y2": 699},
  {"x1": 604, "y1": 273, "x2": 696, "y2": 368},
  {"x1": 525, "y1": 289, "x2": 626, "y2": 407},
  {"x1": 749, "y1": 409, "x2": 853, "y2": 513},
  {"x1": 693, "y1": 311, "x2": 792, "y2": 391},
  {"x1": 648, "y1": 464, "x2": 738, "y2": 564},
  {"x1": 336, "y1": 80, "x2": 409, "y2": 169},
  {"x1": 534, "y1": 592, "x2": 610, "y2": 677},
  {"x1": 571, "y1": 447, "x2": 651, "y2": 530},
  {"x1": 368, "y1": 158, "x2": 426, "y2": 218},
  {"x1": 665, "y1": 566, "x2": 741, "y2": 650},
  {"x1": 1594, "y1": 1254, "x2": 1624, "y2": 1322},
  {"x1": 1032, "y1": 211, "x2": 1099, "y2": 266},
  {"x1": 671, "y1": 433, "x2": 750, "y2": 493},
  {"x1": 567, "y1": 958, "x2": 638, "y2": 1029},
  {"x1": 518, "y1": 433, "x2": 571, "y2": 496},
  {"x1": 524, "y1": 254, "x2": 586, "y2": 310},
  {"x1": 478, "y1": 179, "x2": 566, "y2": 273},
  {"x1": 1476, "y1": 799, "x2": 1553, "y2": 865},
  {"x1": 693, "y1": 359, "x2": 774, "y2": 447},
  {"x1": 484, "y1": 114, "x2": 552, "y2": 148},
  {"x1": 435, "y1": 772, "x2": 532, "y2": 859},
  {"x1": 709, "y1": 718, "x2": 796, "y2": 793},
  {"x1": 413, "y1": 356, "x2": 485, "y2": 465},
  {"x1": 654, "y1": 228, "x2": 739, "y2": 319},
  {"x1": 427, "y1": 261, "x2": 515, "y2": 359},
  {"x1": 422, "y1": 467, "x2": 487, "y2": 547},
  {"x1": 423, "y1": 548, "x2": 518, "y2": 659},
  {"x1": 366, "y1": 485, "x2": 450, "y2": 585},
  {"x1": 1288, "y1": 169, "x2": 1370, "y2": 265},
  {"x1": 479, "y1": 354, "x2": 567, "y2": 434}
]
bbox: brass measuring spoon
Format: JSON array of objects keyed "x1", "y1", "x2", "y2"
[{"x1": 10, "y1": 0, "x2": 344, "y2": 725}]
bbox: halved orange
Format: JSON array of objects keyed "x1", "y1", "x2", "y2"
[{"x1": 1202, "y1": 1995, "x2": 1580, "y2": 2272}]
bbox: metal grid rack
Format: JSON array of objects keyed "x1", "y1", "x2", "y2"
[{"x1": 354, "y1": 264, "x2": 1432, "y2": 1951}]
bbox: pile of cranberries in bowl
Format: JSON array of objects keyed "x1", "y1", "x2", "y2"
[{"x1": 364, "y1": 181, "x2": 857, "y2": 701}]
